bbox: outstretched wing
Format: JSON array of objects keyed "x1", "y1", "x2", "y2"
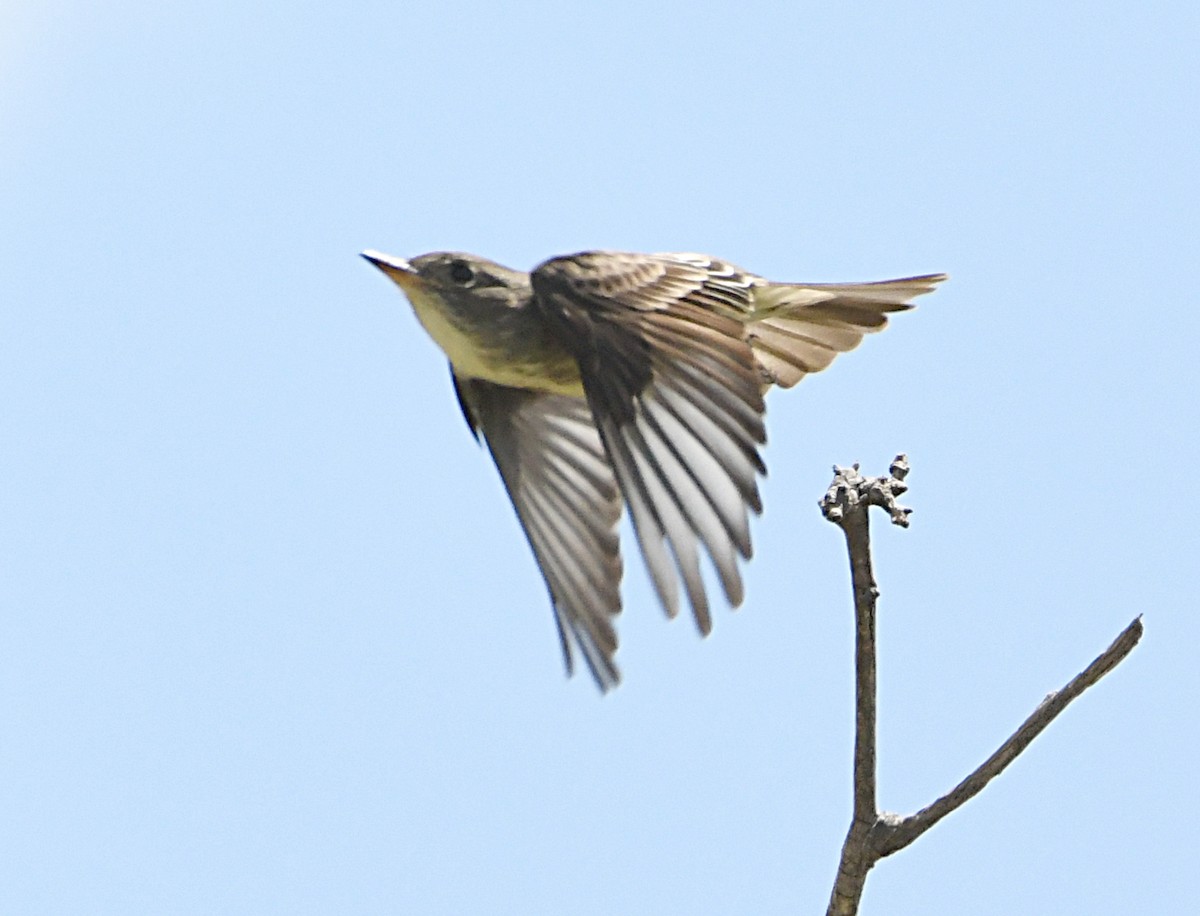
[
  {"x1": 530, "y1": 252, "x2": 767, "y2": 637},
  {"x1": 746, "y1": 273, "x2": 948, "y2": 388},
  {"x1": 455, "y1": 375, "x2": 624, "y2": 690}
]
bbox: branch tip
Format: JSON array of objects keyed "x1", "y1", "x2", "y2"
[{"x1": 820, "y1": 459, "x2": 913, "y2": 529}]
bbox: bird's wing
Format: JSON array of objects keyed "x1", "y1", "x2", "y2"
[
  {"x1": 454, "y1": 374, "x2": 625, "y2": 690},
  {"x1": 530, "y1": 252, "x2": 766, "y2": 636},
  {"x1": 746, "y1": 273, "x2": 948, "y2": 388}
]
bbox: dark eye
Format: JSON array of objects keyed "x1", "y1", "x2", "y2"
[{"x1": 448, "y1": 260, "x2": 475, "y2": 285}]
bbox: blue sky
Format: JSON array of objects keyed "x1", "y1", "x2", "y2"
[{"x1": 2, "y1": 1, "x2": 1195, "y2": 913}]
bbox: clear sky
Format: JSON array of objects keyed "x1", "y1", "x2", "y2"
[{"x1": 2, "y1": 2, "x2": 1195, "y2": 913}]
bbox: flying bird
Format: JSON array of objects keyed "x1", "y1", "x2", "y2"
[{"x1": 362, "y1": 248, "x2": 945, "y2": 690}]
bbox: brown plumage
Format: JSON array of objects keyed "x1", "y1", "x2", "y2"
[{"x1": 363, "y1": 248, "x2": 946, "y2": 690}]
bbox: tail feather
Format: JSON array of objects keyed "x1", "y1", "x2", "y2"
[{"x1": 747, "y1": 273, "x2": 947, "y2": 389}]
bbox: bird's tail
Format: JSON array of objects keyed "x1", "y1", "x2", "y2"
[{"x1": 747, "y1": 274, "x2": 947, "y2": 388}]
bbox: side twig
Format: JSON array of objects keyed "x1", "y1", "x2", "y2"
[{"x1": 818, "y1": 455, "x2": 1142, "y2": 916}]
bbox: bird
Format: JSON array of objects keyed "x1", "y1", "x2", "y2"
[{"x1": 362, "y1": 248, "x2": 946, "y2": 690}]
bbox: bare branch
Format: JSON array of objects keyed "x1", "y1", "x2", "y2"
[
  {"x1": 818, "y1": 455, "x2": 1142, "y2": 916},
  {"x1": 873, "y1": 614, "x2": 1143, "y2": 857},
  {"x1": 820, "y1": 458, "x2": 911, "y2": 916}
]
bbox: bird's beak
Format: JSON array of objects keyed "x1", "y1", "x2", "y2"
[{"x1": 361, "y1": 249, "x2": 424, "y2": 292}]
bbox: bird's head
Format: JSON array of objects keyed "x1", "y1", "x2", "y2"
[
  {"x1": 360, "y1": 249, "x2": 556, "y2": 385},
  {"x1": 360, "y1": 250, "x2": 530, "y2": 311}
]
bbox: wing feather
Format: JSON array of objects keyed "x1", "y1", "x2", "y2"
[
  {"x1": 531, "y1": 252, "x2": 767, "y2": 635},
  {"x1": 457, "y1": 376, "x2": 624, "y2": 690}
]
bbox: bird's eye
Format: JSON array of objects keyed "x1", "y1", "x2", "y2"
[{"x1": 448, "y1": 261, "x2": 475, "y2": 285}]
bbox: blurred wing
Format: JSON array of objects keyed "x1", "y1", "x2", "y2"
[
  {"x1": 747, "y1": 273, "x2": 948, "y2": 388},
  {"x1": 530, "y1": 252, "x2": 767, "y2": 635},
  {"x1": 455, "y1": 375, "x2": 624, "y2": 690}
]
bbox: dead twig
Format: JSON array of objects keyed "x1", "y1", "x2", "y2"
[{"x1": 819, "y1": 456, "x2": 1142, "y2": 916}]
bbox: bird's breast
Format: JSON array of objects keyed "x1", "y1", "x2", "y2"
[{"x1": 404, "y1": 286, "x2": 586, "y2": 397}]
